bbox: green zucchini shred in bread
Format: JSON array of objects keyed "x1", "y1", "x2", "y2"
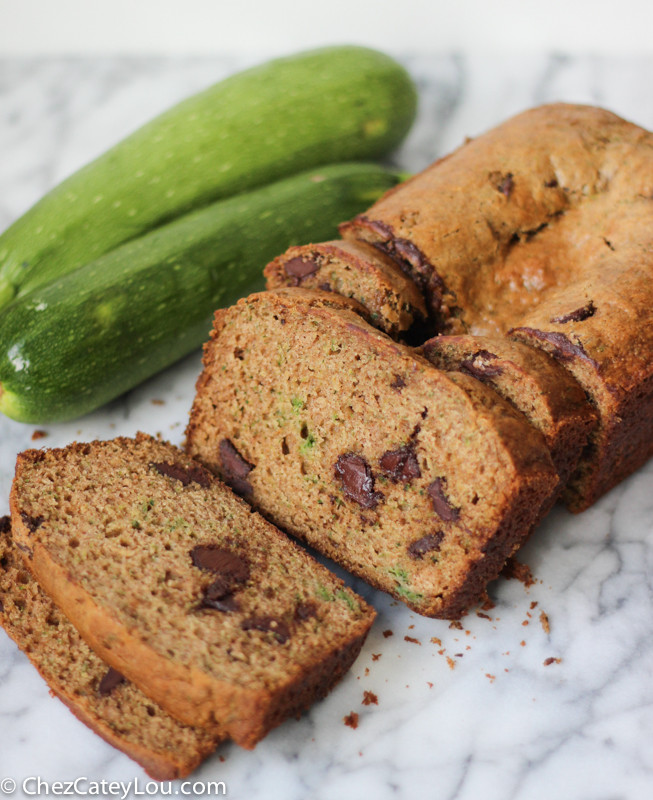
[
  {"x1": 9, "y1": 434, "x2": 375, "y2": 749},
  {"x1": 0, "y1": 518, "x2": 222, "y2": 780},
  {"x1": 186, "y1": 289, "x2": 559, "y2": 619}
]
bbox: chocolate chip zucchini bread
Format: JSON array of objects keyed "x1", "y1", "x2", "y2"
[
  {"x1": 10, "y1": 434, "x2": 375, "y2": 749},
  {"x1": 419, "y1": 335, "x2": 597, "y2": 503},
  {"x1": 186, "y1": 289, "x2": 558, "y2": 619},
  {"x1": 340, "y1": 103, "x2": 653, "y2": 509},
  {"x1": 264, "y1": 239, "x2": 428, "y2": 340},
  {"x1": 0, "y1": 518, "x2": 222, "y2": 780}
]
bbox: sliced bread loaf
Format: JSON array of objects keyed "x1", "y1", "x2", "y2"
[
  {"x1": 186, "y1": 289, "x2": 558, "y2": 619},
  {"x1": 10, "y1": 434, "x2": 375, "y2": 749},
  {"x1": 0, "y1": 517, "x2": 221, "y2": 780}
]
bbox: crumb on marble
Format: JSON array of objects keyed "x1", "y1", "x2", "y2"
[
  {"x1": 344, "y1": 712, "x2": 359, "y2": 729},
  {"x1": 446, "y1": 656, "x2": 456, "y2": 670},
  {"x1": 31, "y1": 429, "x2": 48, "y2": 441},
  {"x1": 371, "y1": 653, "x2": 381, "y2": 661},
  {"x1": 449, "y1": 620, "x2": 463, "y2": 630},
  {"x1": 543, "y1": 657, "x2": 561, "y2": 666},
  {"x1": 151, "y1": 398, "x2": 165, "y2": 405},
  {"x1": 362, "y1": 691, "x2": 378, "y2": 706},
  {"x1": 404, "y1": 635, "x2": 421, "y2": 645},
  {"x1": 382, "y1": 629, "x2": 393, "y2": 638},
  {"x1": 485, "y1": 673, "x2": 496, "y2": 683},
  {"x1": 431, "y1": 637, "x2": 442, "y2": 646},
  {"x1": 502, "y1": 557, "x2": 535, "y2": 587},
  {"x1": 540, "y1": 611, "x2": 550, "y2": 634}
]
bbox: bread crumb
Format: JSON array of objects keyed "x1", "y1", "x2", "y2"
[
  {"x1": 540, "y1": 611, "x2": 550, "y2": 634},
  {"x1": 485, "y1": 673, "x2": 496, "y2": 683},
  {"x1": 449, "y1": 620, "x2": 463, "y2": 630},
  {"x1": 151, "y1": 398, "x2": 165, "y2": 405},
  {"x1": 446, "y1": 657, "x2": 456, "y2": 670},
  {"x1": 431, "y1": 637, "x2": 442, "y2": 646},
  {"x1": 364, "y1": 667, "x2": 369, "y2": 676},
  {"x1": 31, "y1": 430, "x2": 48, "y2": 441},
  {"x1": 543, "y1": 657, "x2": 561, "y2": 666},
  {"x1": 362, "y1": 691, "x2": 378, "y2": 706},
  {"x1": 502, "y1": 557, "x2": 535, "y2": 587},
  {"x1": 344, "y1": 712, "x2": 359, "y2": 729},
  {"x1": 382, "y1": 629, "x2": 393, "y2": 638},
  {"x1": 404, "y1": 636, "x2": 421, "y2": 645},
  {"x1": 427, "y1": 682, "x2": 433, "y2": 688},
  {"x1": 371, "y1": 653, "x2": 381, "y2": 661}
]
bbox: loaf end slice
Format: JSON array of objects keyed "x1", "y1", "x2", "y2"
[
  {"x1": 0, "y1": 517, "x2": 222, "y2": 780},
  {"x1": 9, "y1": 435, "x2": 375, "y2": 748}
]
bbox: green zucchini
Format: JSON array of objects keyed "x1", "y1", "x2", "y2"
[
  {"x1": 0, "y1": 162, "x2": 404, "y2": 424},
  {"x1": 0, "y1": 46, "x2": 416, "y2": 310}
]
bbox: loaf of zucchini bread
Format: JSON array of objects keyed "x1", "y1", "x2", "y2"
[
  {"x1": 339, "y1": 103, "x2": 653, "y2": 510},
  {"x1": 186, "y1": 289, "x2": 558, "y2": 619},
  {"x1": 9, "y1": 434, "x2": 375, "y2": 749}
]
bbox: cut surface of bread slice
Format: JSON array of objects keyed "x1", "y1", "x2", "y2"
[
  {"x1": 340, "y1": 103, "x2": 653, "y2": 509},
  {"x1": 419, "y1": 334, "x2": 597, "y2": 503},
  {"x1": 9, "y1": 434, "x2": 375, "y2": 749},
  {"x1": 186, "y1": 289, "x2": 558, "y2": 619},
  {"x1": 0, "y1": 516, "x2": 222, "y2": 780},
  {"x1": 264, "y1": 239, "x2": 427, "y2": 340}
]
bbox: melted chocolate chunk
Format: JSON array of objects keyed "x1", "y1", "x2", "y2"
[
  {"x1": 283, "y1": 256, "x2": 320, "y2": 285},
  {"x1": 460, "y1": 350, "x2": 503, "y2": 380},
  {"x1": 98, "y1": 667, "x2": 126, "y2": 697},
  {"x1": 427, "y1": 478, "x2": 460, "y2": 522},
  {"x1": 0, "y1": 516, "x2": 10, "y2": 535},
  {"x1": 241, "y1": 615, "x2": 290, "y2": 644},
  {"x1": 550, "y1": 301, "x2": 596, "y2": 324},
  {"x1": 190, "y1": 545, "x2": 250, "y2": 582},
  {"x1": 335, "y1": 454, "x2": 383, "y2": 509},
  {"x1": 318, "y1": 282, "x2": 332, "y2": 292},
  {"x1": 20, "y1": 512, "x2": 44, "y2": 533},
  {"x1": 218, "y1": 439, "x2": 254, "y2": 496},
  {"x1": 379, "y1": 443, "x2": 421, "y2": 483},
  {"x1": 151, "y1": 461, "x2": 211, "y2": 488},
  {"x1": 408, "y1": 531, "x2": 445, "y2": 559},
  {"x1": 511, "y1": 327, "x2": 599, "y2": 368},
  {"x1": 191, "y1": 544, "x2": 250, "y2": 613},
  {"x1": 390, "y1": 374, "x2": 406, "y2": 391},
  {"x1": 496, "y1": 172, "x2": 514, "y2": 197}
]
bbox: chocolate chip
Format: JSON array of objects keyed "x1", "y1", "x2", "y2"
[
  {"x1": 379, "y1": 443, "x2": 421, "y2": 483},
  {"x1": 191, "y1": 545, "x2": 250, "y2": 613},
  {"x1": 459, "y1": 350, "x2": 503, "y2": 379},
  {"x1": 218, "y1": 439, "x2": 254, "y2": 496},
  {"x1": 335, "y1": 454, "x2": 383, "y2": 509},
  {"x1": 390, "y1": 374, "x2": 406, "y2": 391},
  {"x1": 427, "y1": 478, "x2": 460, "y2": 522},
  {"x1": 0, "y1": 598, "x2": 4, "y2": 613},
  {"x1": 20, "y1": 512, "x2": 44, "y2": 534},
  {"x1": 393, "y1": 238, "x2": 426, "y2": 270},
  {"x1": 151, "y1": 461, "x2": 211, "y2": 488},
  {"x1": 545, "y1": 178, "x2": 559, "y2": 188},
  {"x1": 241, "y1": 615, "x2": 290, "y2": 644},
  {"x1": 294, "y1": 601, "x2": 318, "y2": 622},
  {"x1": 190, "y1": 545, "x2": 250, "y2": 582},
  {"x1": 201, "y1": 582, "x2": 240, "y2": 613},
  {"x1": 283, "y1": 256, "x2": 320, "y2": 285},
  {"x1": 408, "y1": 532, "x2": 445, "y2": 559},
  {"x1": 0, "y1": 516, "x2": 10, "y2": 535},
  {"x1": 496, "y1": 172, "x2": 514, "y2": 197},
  {"x1": 318, "y1": 282, "x2": 332, "y2": 292},
  {"x1": 98, "y1": 667, "x2": 126, "y2": 697},
  {"x1": 550, "y1": 301, "x2": 596, "y2": 324}
]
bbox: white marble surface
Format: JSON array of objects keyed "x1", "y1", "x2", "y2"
[{"x1": 1, "y1": 53, "x2": 653, "y2": 800}]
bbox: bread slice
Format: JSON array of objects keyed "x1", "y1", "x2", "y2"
[
  {"x1": 186, "y1": 289, "x2": 558, "y2": 619},
  {"x1": 419, "y1": 334, "x2": 597, "y2": 500},
  {"x1": 264, "y1": 239, "x2": 427, "y2": 340},
  {"x1": 0, "y1": 516, "x2": 222, "y2": 780},
  {"x1": 9, "y1": 434, "x2": 375, "y2": 749}
]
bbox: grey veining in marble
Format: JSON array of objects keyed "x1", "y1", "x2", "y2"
[{"x1": 1, "y1": 53, "x2": 653, "y2": 800}]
